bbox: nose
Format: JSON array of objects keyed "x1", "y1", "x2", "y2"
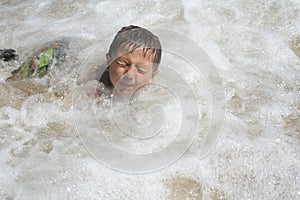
[{"x1": 124, "y1": 65, "x2": 136, "y2": 81}]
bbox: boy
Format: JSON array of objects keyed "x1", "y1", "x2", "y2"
[
  {"x1": 6, "y1": 25, "x2": 162, "y2": 96},
  {"x1": 98, "y1": 25, "x2": 162, "y2": 95}
]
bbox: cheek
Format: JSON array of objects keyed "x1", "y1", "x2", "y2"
[
  {"x1": 109, "y1": 66, "x2": 124, "y2": 86},
  {"x1": 136, "y1": 74, "x2": 153, "y2": 85}
]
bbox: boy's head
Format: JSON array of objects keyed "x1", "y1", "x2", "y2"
[{"x1": 105, "y1": 25, "x2": 162, "y2": 95}]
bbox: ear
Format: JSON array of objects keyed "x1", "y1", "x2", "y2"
[
  {"x1": 148, "y1": 70, "x2": 159, "y2": 84},
  {"x1": 152, "y1": 70, "x2": 159, "y2": 77},
  {"x1": 106, "y1": 53, "x2": 111, "y2": 70}
]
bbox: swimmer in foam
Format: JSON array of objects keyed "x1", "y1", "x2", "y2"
[
  {"x1": 98, "y1": 25, "x2": 161, "y2": 96},
  {"x1": 6, "y1": 25, "x2": 162, "y2": 96}
]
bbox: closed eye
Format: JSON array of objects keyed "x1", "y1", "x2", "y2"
[
  {"x1": 137, "y1": 66, "x2": 148, "y2": 74},
  {"x1": 116, "y1": 60, "x2": 129, "y2": 67}
]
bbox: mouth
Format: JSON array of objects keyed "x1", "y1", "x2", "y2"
[
  {"x1": 115, "y1": 82, "x2": 136, "y2": 94},
  {"x1": 119, "y1": 82, "x2": 135, "y2": 88}
]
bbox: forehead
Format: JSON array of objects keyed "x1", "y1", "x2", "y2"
[{"x1": 115, "y1": 46, "x2": 156, "y2": 64}]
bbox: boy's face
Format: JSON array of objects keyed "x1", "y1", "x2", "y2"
[{"x1": 107, "y1": 48, "x2": 159, "y2": 95}]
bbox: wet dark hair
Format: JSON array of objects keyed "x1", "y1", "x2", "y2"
[{"x1": 107, "y1": 25, "x2": 162, "y2": 70}]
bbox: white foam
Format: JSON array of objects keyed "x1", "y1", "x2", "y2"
[{"x1": 0, "y1": 0, "x2": 299, "y2": 199}]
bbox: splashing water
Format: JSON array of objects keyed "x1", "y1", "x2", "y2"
[{"x1": 0, "y1": 0, "x2": 300, "y2": 199}]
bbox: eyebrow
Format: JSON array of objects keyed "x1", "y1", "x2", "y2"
[
  {"x1": 137, "y1": 64, "x2": 152, "y2": 68},
  {"x1": 116, "y1": 57, "x2": 129, "y2": 62},
  {"x1": 117, "y1": 57, "x2": 153, "y2": 67}
]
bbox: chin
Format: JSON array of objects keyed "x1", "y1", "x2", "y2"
[{"x1": 116, "y1": 87, "x2": 135, "y2": 96}]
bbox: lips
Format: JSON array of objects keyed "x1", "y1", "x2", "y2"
[
  {"x1": 115, "y1": 82, "x2": 136, "y2": 95},
  {"x1": 119, "y1": 82, "x2": 135, "y2": 88}
]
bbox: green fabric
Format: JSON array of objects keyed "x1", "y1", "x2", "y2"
[
  {"x1": 21, "y1": 63, "x2": 30, "y2": 78},
  {"x1": 6, "y1": 41, "x2": 67, "y2": 81},
  {"x1": 37, "y1": 48, "x2": 54, "y2": 68},
  {"x1": 39, "y1": 66, "x2": 47, "y2": 77},
  {"x1": 37, "y1": 48, "x2": 54, "y2": 77}
]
